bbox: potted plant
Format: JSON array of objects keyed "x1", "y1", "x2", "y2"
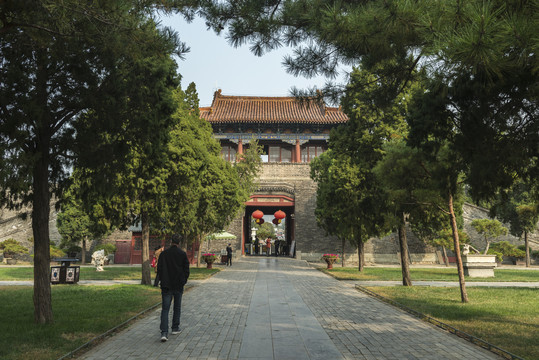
[
  {"x1": 201, "y1": 253, "x2": 218, "y2": 269},
  {"x1": 0, "y1": 238, "x2": 29, "y2": 265},
  {"x1": 322, "y1": 253, "x2": 339, "y2": 269}
]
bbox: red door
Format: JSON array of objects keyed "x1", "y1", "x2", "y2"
[{"x1": 114, "y1": 240, "x2": 131, "y2": 264}]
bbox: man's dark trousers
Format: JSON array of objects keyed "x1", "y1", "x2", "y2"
[{"x1": 160, "y1": 288, "x2": 183, "y2": 333}]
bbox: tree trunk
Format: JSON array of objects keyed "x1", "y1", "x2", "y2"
[
  {"x1": 33, "y1": 160, "x2": 53, "y2": 324},
  {"x1": 398, "y1": 213, "x2": 412, "y2": 286},
  {"x1": 442, "y1": 246, "x2": 449, "y2": 267},
  {"x1": 32, "y1": 51, "x2": 54, "y2": 324},
  {"x1": 196, "y1": 234, "x2": 201, "y2": 268},
  {"x1": 449, "y1": 192, "x2": 468, "y2": 303},
  {"x1": 357, "y1": 232, "x2": 364, "y2": 272},
  {"x1": 483, "y1": 239, "x2": 490, "y2": 255},
  {"x1": 141, "y1": 210, "x2": 151, "y2": 285},
  {"x1": 341, "y1": 237, "x2": 345, "y2": 267},
  {"x1": 525, "y1": 231, "x2": 530, "y2": 268},
  {"x1": 81, "y1": 237, "x2": 87, "y2": 265}
]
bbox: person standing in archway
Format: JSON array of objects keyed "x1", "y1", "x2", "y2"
[
  {"x1": 226, "y1": 243, "x2": 233, "y2": 266},
  {"x1": 266, "y1": 237, "x2": 271, "y2": 256}
]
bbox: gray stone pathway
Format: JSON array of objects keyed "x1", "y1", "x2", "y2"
[{"x1": 79, "y1": 257, "x2": 501, "y2": 359}]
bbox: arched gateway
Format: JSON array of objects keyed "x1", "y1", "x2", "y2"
[{"x1": 200, "y1": 90, "x2": 349, "y2": 258}]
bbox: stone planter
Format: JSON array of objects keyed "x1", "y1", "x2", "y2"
[
  {"x1": 205, "y1": 261, "x2": 214, "y2": 269},
  {"x1": 324, "y1": 258, "x2": 337, "y2": 269},
  {"x1": 462, "y1": 254, "x2": 496, "y2": 277},
  {"x1": 6, "y1": 258, "x2": 17, "y2": 265}
]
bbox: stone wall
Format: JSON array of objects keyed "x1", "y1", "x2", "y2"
[
  {"x1": 0, "y1": 200, "x2": 60, "y2": 254},
  {"x1": 221, "y1": 163, "x2": 441, "y2": 264},
  {"x1": 463, "y1": 203, "x2": 539, "y2": 252}
]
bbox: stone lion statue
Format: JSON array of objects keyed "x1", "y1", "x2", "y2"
[
  {"x1": 462, "y1": 244, "x2": 480, "y2": 255},
  {"x1": 91, "y1": 249, "x2": 106, "y2": 271}
]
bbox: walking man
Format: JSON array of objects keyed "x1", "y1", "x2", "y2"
[
  {"x1": 226, "y1": 243, "x2": 233, "y2": 266},
  {"x1": 156, "y1": 234, "x2": 190, "y2": 342}
]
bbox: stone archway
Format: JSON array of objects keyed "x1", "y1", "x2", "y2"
[{"x1": 242, "y1": 183, "x2": 295, "y2": 256}]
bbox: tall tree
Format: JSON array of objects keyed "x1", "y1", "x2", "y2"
[
  {"x1": 310, "y1": 150, "x2": 349, "y2": 267},
  {"x1": 490, "y1": 182, "x2": 539, "y2": 267},
  {"x1": 374, "y1": 140, "x2": 467, "y2": 287},
  {"x1": 56, "y1": 180, "x2": 110, "y2": 265},
  {"x1": 0, "y1": 1, "x2": 186, "y2": 322},
  {"x1": 311, "y1": 65, "x2": 411, "y2": 271},
  {"x1": 470, "y1": 219, "x2": 508, "y2": 254},
  {"x1": 164, "y1": 86, "x2": 262, "y2": 256}
]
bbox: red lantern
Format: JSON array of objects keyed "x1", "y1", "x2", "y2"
[
  {"x1": 272, "y1": 218, "x2": 279, "y2": 225},
  {"x1": 274, "y1": 210, "x2": 285, "y2": 220},
  {"x1": 258, "y1": 218, "x2": 265, "y2": 225},
  {"x1": 252, "y1": 210, "x2": 264, "y2": 219}
]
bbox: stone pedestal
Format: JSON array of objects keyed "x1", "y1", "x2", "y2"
[{"x1": 462, "y1": 254, "x2": 497, "y2": 277}]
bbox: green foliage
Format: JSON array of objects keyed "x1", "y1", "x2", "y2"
[
  {"x1": 471, "y1": 219, "x2": 508, "y2": 253},
  {"x1": 0, "y1": 0, "x2": 192, "y2": 322},
  {"x1": 57, "y1": 182, "x2": 108, "y2": 250},
  {"x1": 0, "y1": 239, "x2": 28, "y2": 257},
  {"x1": 94, "y1": 244, "x2": 117, "y2": 256},
  {"x1": 490, "y1": 180, "x2": 539, "y2": 238},
  {"x1": 197, "y1": 0, "x2": 538, "y2": 198},
  {"x1": 49, "y1": 245, "x2": 66, "y2": 259},
  {"x1": 486, "y1": 250, "x2": 503, "y2": 263},
  {"x1": 163, "y1": 87, "x2": 261, "y2": 242},
  {"x1": 430, "y1": 228, "x2": 470, "y2": 251},
  {"x1": 489, "y1": 241, "x2": 525, "y2": 259},
  {"x1": 255, "y1": 222, "x2": 275, "y2": 240},
  {"x1": 310, "y1": 65, "x2": 413, "y2": 252}
]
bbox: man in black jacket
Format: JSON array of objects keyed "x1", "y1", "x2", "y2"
[{"x1": 156, "y1": 234, "x2": 190, "y2": 342}]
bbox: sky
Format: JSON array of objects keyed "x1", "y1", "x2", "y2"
[{"x1": 159, "y1": 15, "x2": 337, "y2": 107}]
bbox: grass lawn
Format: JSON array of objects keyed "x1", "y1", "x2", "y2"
[
  {"x1": 321, "y1": 266, "x2": 539, "y2": 282},
  {"x1": 0, "y1": 285, "x2": 162, "y2": 360},
  {"x1": 364, "y1": 286, "x2": 539, "y2": 360},
  {"x1": 0, "y1": 266, "x2": 219, "y2": 281},
  {"x1": 0, "y1": 266, "x2": 218, "y2": 360}
]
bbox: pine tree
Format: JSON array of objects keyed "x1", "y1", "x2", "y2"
[{"x1": 0, "y1": 0, "x2": 186, "y2": 323}]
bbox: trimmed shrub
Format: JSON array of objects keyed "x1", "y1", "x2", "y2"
[{"x1": 94, "y1": 243, "x2": 117, "y2": 255}]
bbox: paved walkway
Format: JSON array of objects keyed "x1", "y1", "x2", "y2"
[{"x1": 78, "y1": 257, "x2": 501, "y2": 360}]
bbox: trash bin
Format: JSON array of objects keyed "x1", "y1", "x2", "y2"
[
  {"x1": 51, "y1": 258, "x2": 80, "y2": 284},
  {"x1": 51, "y1": 266, "x2": 80, "y2": 284},
  {"x1": 221, "y1": 250, "x2": 227, "y2": 264}
]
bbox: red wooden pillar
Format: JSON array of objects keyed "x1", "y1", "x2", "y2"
[
  {"x1": 295, "y1": 139, "x2": 301, "y2": 162},
  {"x1": 241, "y1": 215, "x2": 245, "y2": 255},
  {"x1": 238, "y1": 139, "x2": 243, "y2": 155}
]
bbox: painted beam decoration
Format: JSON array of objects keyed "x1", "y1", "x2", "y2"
[{"x1": 214, "y1": 133, "x2": 329, "y2": 142}]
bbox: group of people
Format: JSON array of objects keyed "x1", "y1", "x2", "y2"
[
  {"x1": 152, "y1": 238, "x2": 234, "y2": 342},
  {"x1": 252, "y1": 237, "x2": 288, "y2": 256}
]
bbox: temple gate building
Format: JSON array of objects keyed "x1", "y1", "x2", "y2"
[
  {"x1": 200, "y1": 90, "x2": 350, "y2": 260},
  {"x1": 199, "y1": 90, "x2": 441, "y2": 264}
]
